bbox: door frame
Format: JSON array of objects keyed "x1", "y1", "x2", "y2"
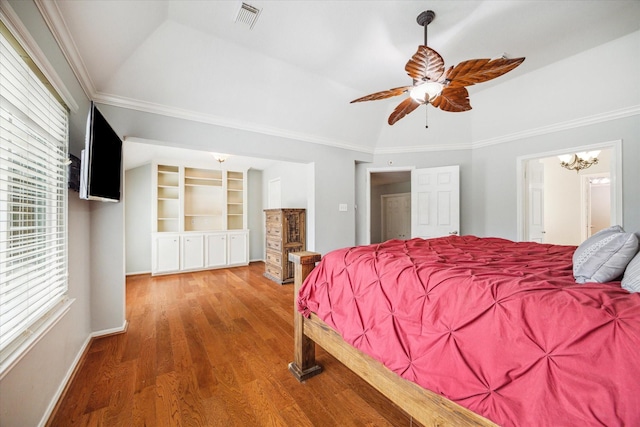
[
  {"x1": 581, "y1": 172, "x2": 611, "y2": 241},
  {"x1": 516, "y1": 139, "x2": 622, "y2": 242},
  {"x1": 366, "y1": 166, "x2": 414, "y2": 245},
  {"x1": 381, "y1": 192, "x2": 411, "y2": 241}
]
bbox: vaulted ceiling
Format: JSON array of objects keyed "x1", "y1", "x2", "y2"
[{"x1": 38, "y1": 1, "x2": 640, "y2": 156}]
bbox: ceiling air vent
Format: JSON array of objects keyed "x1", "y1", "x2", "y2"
[{"x1": 234, "y1": 2, "x2": 261, "y2": 29}]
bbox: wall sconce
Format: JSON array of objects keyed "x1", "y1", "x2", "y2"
[{"x1": 558, "y1": 151, "x2": 600, "y2": 173}]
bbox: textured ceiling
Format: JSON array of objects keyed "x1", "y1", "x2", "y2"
[{"x1": 38, "y1": 0, "x2": 640, "y2": 158}]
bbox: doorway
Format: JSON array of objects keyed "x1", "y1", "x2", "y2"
[
  {"x1": 381, "y1": 193, "x2": 411, "y2": 241},
  {"x1": 518, "y1": 141, "x2": 621, "y2": 245},
  {"x1": 582, "y1": 174, "x2": 611, "y2": 240},
  {"x1": 368, "y1": 169, "x2": 412, "y2": 244}
]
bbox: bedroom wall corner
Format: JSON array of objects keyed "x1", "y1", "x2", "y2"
[{"x1": 125, "y1": 164, "x2": 152, "y2": 275}]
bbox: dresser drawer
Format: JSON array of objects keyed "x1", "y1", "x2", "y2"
[
  {"x1": 265, "y1": 263, "x2": 283, "y2": 280},
  {"x1": 265, "y1": 210, "x2": 283, "y2": 224},
  {"x1": 266, "y1": 237, "x2": 282, "y2": 251},
  {"x1": 266, "y1": 225, "x2": 282, "y2": 239},
  {"x1": 266, "y1": 249, "x2": 282, "y2": 267}
]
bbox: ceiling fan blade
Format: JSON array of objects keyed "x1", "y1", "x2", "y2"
[
  {"x1": 431, "y1": 86, "x2": 471, "y2": 112},
  {"x1": 445, "y1": 57, "x2": 525, "y2": 88},
  {"x1": 388, "y1": 97, "x2": 421, "y2": 125},
  {"x1": 351, "y1": 86, "x2": 412, "y2": 103},
  {"x1": 405, "y1": 46, "x2": 445, "y2": 82}
]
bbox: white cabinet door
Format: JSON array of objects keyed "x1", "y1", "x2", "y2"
[
  {"x1": 206, "y1": 233, "x2": 227, "y2": 268},
  {"x1": 181, "y1": 234, "x2": 204, "y2": 271},
  {"x1": 228, "y1": 232, "x2": 248, "y2": 266},
  {"x1": 154, "y1": 235, "x2": 180, "y2": 274}
]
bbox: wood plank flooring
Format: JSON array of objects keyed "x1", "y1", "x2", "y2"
[{"x1": 47, "y1": 262, "x2": 421, "y2": 426}]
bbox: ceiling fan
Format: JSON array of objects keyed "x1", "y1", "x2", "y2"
[{"x1": 351, "y1": 10, "x2": 525, "y2": 126}]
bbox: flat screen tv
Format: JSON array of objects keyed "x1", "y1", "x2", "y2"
[{"x1": 80, "y1": 102, "x2": 122, "y2": 202}]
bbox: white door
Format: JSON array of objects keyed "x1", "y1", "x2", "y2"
[
  {"x1": 382, "y1": 193, "x2": 410, "y2": 240},
  {"x1": 411, "y1": 165, "x2": 460, "y2": 239},
  {"x1": 206, "y1": 233, "x2": 227, "y2": 268},
  {"x1": 181, "y1": 234, "x2": 204, "y2": 270},
  {"x1": 527, "y1": 160, "x2": 545, "y2": 243}
]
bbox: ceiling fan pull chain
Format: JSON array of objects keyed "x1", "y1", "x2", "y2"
[{"x1": 425, "y1": 105, "x2": 429, "y2": 128}]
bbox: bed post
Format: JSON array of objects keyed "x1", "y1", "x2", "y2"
[{"x1": 288, "y1": 251, "x2": 323, "y2": 382}]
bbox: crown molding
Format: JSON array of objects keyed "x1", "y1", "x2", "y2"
[
  {"x1": 374, "y1": 143, "x2": 472, "y2": 155},
  {"x1": 471, "y1": 105, "x2": 640, "y2": 149},
  {"x1": 1, "y1": 0, "x2": 78, "y2": 112},
  {"x1": 34, "y1": 0, "x2": 95, "y2": 101},
  {"x1": 374, "y1": 105, "x2": 640, "y2": 155},
  {"x1": 94, "y1": 92, "x2": 376, "y2": 155}
]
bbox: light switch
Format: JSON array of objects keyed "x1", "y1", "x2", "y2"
[{"x1": 339, "y1": 203, "x2": 348, "y2": 212}]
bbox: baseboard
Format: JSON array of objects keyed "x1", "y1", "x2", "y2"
[
  {"x1": 126, "y1": 270, "x2": 151, "y2": 276},
  {"x1": 91, "y1": 320, "x2": 129, "y2": 339},
  {"x1": 40, "y1": 334, "x2": 92, "y2": 427}
]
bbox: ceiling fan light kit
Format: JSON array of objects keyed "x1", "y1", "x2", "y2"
[{"x1": 351, "y1": 10, "x2": 525, "y2": 126}]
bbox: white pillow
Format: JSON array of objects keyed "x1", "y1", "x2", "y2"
[
  {"x1": 621, "y1": 250, "x2": 640, "y2": 293},
  {"x1": 573, "y1": 226, "x2": 639, "y2": 283}
]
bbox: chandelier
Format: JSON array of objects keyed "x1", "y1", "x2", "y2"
[{"x1": 558, "y1": 151, "x2": 600, "y2": 173}]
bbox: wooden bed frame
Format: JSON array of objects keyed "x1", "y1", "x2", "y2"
[{"x1": 288, "y1": 251, "x2": 497, "y2": 427}]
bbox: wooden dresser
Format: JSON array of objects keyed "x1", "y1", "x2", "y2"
[{"x1": 264, "y1": 208, "x2": 306, "y2": 284}]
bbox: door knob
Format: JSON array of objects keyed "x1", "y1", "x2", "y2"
[{"x1": 449, "y1": 231, "x2": 458, "y2": 235}]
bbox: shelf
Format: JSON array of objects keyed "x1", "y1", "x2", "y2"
[{"x1": 156, "y1": 164, "x2": 245, "y2": 233}]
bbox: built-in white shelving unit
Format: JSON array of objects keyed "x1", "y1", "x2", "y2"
[{"x1": 151, "y1": 163, "x2": 249, "y2": 275}]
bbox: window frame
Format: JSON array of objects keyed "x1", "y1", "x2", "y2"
[{"x1": 0, "y1": 17, "x2": 72, "y2": 378}]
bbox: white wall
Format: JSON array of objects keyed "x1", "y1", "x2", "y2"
[
  {"x1": 2, "y1": 2, "x2": 637, "y2": 426},
  {"x1": 0, "y1": 2, "x2": 100, "y2": 426},
  {"x1": 357, "y1": 31, "x2": 640, "y2": 241},
  {"x1": 260, "y1": 161, "x2": 312, "y2": 256},
  {"x1": 0, "y1": 193, "x2": 92, "y2": 427},
  {"x1": 467, "y1": 32, "x2": 639, "y2": 238},
  {"x1": 89, "y1": 199, "x2": 126, "y2": 333},
  {"x1": 125, "y1": 164, "x2": 152, "y2": 274},
  {"x1": 247, "y1": 169, "x2": 263, "y2": 261}
]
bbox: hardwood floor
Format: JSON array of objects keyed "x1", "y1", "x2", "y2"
[{"x1": 47, "y1": 262, "x2": 420, "y2": 426}]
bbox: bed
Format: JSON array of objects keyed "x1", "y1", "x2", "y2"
[{"x1": 288, "y1": 234, "x2": 640, "y2": 427}]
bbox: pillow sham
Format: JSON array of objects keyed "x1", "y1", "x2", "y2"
[
  {"x1": 573, "y1": 226, "x2": 638, "y2": 283},
  {"x1": 621, "y1": 250, "x2": 640, "y2": 293}
]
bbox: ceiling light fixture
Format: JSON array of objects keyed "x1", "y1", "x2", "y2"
[
  {"x1": 211, "y1": 153, "x2": 230, "y2": 164},
  {"x1": 558, "y1": 151, "x2": 600, "y2": 173}
]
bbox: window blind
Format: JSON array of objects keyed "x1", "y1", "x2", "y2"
[{"x1": 0, "y1": 29, "x2": 68, "y2": 358}]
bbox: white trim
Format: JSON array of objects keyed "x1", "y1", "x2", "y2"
[
  {"x1": 473, "y1": 106, "x2": 639, "y2": 149},
  {"x1": 113, "y1": 93, "x2": 638, "y2": 157},
  {"x1": 374, "y1": 143, "x2": 472, "y2": 154},
  {"x1": 0, "y1": 298, "x2": 75, "y2": 381},
  {"x1": 37, "y1": 332, "x2": 92, "y2": 427},
  {"x1": 366, "y1": 166, "x2": 414, "y2": 245},
  {"x1": 33, "y1": 0, "x2": 93, "y2": 101},
  {"x1": 125, "y1": 270, "x2": 152, "y2": 277},
  {"x1": 516, "y1": 140, "x2": 623, "y2": 242},
  {"x1": 96, "y1": 92, "x2": 376, "y2": 154},
  {"x1": 91, "y1": 320, "x2": 128, "y2": 339},
  {"x1": 0, "y1": 0, "x2": 79, "y2": 112}
]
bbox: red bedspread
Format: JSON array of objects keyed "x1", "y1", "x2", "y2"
[{"x1": 297, "y1": 236, "x2": 640, "y2": 427}]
